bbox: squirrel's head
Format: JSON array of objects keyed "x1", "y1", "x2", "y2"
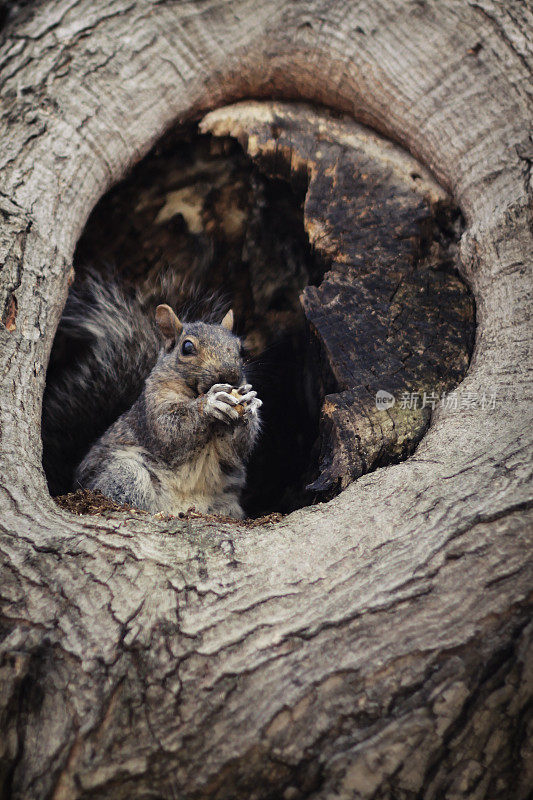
[{"x1": 155, "y1": 304, "x2": 244, "y2": 395}]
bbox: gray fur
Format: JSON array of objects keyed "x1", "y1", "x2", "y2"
[
  {"x1": 74, "y1": 311, "x2": 261, "y2": 518},
  {"x1": 42, "y1": 273, "x2": 161, "y2": 494}
]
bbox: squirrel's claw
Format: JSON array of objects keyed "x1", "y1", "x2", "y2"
[
  {"x1": 243, "y1": 396, "x2": 262, "y2": 418},
  {"x1": 236, "y1": 390, "x2": 257, "y2": 406},
  {"x1": 209, "y1": 401, "x2": 240, "y2": 423},
  {"x1": 205, "y1": 385, "x2": 242, "y2": 423},
  {"x1": 214, "y1": 391, "x2": 242, "y2": 407},
  {"x1": 210, "y1": 383, "x2": 234, "y2": 394}
]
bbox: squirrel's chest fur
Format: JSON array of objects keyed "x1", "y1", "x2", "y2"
[
  {"x1": 141, "y1": 381, "x2": 247, "y2": 516},
  {"x1": 154, "y1": 436, "x2": 244, "y2": 517}
]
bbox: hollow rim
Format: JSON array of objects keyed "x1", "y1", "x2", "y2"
[{"x1": 0, "y1": 2, "x2": 529, "y2": 538}]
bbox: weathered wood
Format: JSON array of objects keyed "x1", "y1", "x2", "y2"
[
  {"x1": 201, "y1": 103, "x2": 475, "y2": 497},
  {"x1": 0, "y1": 2, "x2": 532, "y2": 799}
]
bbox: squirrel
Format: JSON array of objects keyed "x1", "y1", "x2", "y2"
[{"x1": 42, "y1": 272, "x2": 262, "y2": 519}]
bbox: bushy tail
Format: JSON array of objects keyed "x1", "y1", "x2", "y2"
[{"x1": 42, "y1": 272, "x2": 160, "y2": 495}]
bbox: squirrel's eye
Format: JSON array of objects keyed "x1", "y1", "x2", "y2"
[{"x1": 181, "y1": 340, "x2": 196, "y2": 355}]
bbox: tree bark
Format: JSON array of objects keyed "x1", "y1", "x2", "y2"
[{"x1": 0, "y1": 2, "x2": 531, "y2": 799}]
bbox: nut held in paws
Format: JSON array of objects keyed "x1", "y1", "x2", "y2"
[{"x1": 230, "y1": 388, "x2": 246, "y2": 415}]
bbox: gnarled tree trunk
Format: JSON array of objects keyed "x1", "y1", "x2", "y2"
[{"x1": 0, "y1": 1, "x2": 532, "y2": 799}]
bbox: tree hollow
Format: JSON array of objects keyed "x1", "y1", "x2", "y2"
[{"x1": 44, "y1": 103, "x2": 475, "y2": 517}]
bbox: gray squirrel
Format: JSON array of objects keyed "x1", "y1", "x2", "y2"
[{"x1": 42, "y1": 273, "x2": 262, "y2": 518}]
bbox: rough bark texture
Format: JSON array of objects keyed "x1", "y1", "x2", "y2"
[{"x1": 0, "y1": 2, "x2": 531, "y2": 799}]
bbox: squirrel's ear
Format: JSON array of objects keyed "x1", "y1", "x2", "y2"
[
  {"x1": 221, "y1": 309, "x2": 234, "y2": 331},
  {"x1": 156, "y1": 304, "x2": 183, "y2": 350}
]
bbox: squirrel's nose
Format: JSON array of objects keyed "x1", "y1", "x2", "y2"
[{"x1": 220, "y1": 365, "x2": 243, "y2": 387}]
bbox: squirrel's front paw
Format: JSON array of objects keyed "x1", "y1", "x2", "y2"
[
  {"x1": 238, "y1": 383, "x2": 263, "y2": 420},
  {"x1": 204, "y1": 383, "x2": 246, "y2": 424},
  {"x1": 244, "y1": 396, "x2": 262, "y2": 418}
]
